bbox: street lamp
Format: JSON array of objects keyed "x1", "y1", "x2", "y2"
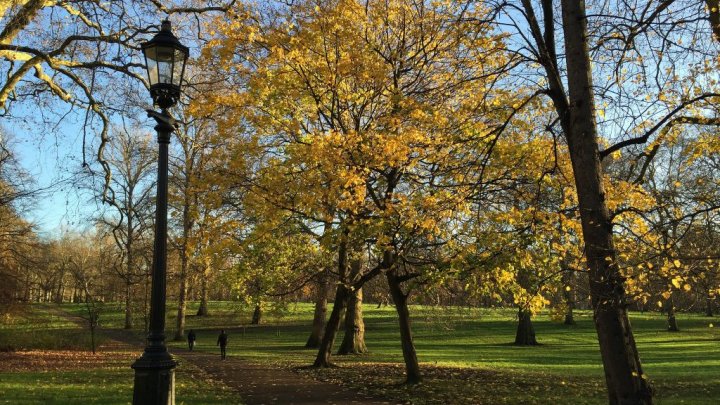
[{"x1": 132, "y1": 19, "x2": 188, "y2": 405}]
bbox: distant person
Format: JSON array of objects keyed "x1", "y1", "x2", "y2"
[
  {"x1": 217, "y1": 329, "x2": 228, "y2": 360},
  {"x1": 187, "y1": 330, "x2": 196, "y2": 351}
]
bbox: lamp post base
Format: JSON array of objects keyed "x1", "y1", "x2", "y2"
[{"x1": 131, "y1": 350, "x2": 177, "y2": 405}]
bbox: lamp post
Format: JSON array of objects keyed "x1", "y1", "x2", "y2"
[{"x1": 132, "y1": 19, "x2": 188, "y2": 405}]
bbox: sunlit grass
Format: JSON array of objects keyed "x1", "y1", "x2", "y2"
[
  {"x1": 157, "y1": 302, "x2": 720, "y2": 404},
  {"x1": 18, "y1": 302, "x2": 719, "y2": 404},
  {"x1": 0, "y1": 304, "x2": 101, "y2": 351},
  {"x1": 0, "y1": 304, "x2": 243, "y2": 404},
  {"x1": 0, "y1": 365, "x2": 241, "y2": 404}
]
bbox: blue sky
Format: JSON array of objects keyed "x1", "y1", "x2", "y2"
[{"x1": 10, "y1": 108, "x2": 101, "y2": 237}]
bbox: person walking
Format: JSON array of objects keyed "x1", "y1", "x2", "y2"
[
  {"x1": 187, "y1": 329, "x2": 196, "y2": 351},
  {"x1": 217, "y1": 329, "x2": 228, "y2": 360}
]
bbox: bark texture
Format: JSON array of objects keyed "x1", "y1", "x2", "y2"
[
  {"x1": 338, "y1": 287, "x2": 367, "y2": 354},
  {"x1": 251, "y1": 303, "x2": 262, "y2": 325},
  {"x1": 336, "y1": 306, "x2": 346, "y2": 331},
  {"x1": 707, "y1": 0, "x2": 720, "y2": 42},
  {"x1": 387, "y1": 271, "x2": 421, "y2": 385},
  {"x1": 705, "y1": 294, "x2": 714, "y2": 317},
  {"x1": 514, "y1": 308, "x2": 538, "y2": 346},
  {"x1": 560, "y1": 1, "x2": 653, "y2": 403},
  {"x1": 563, "y1": 266, "x2": 576, "y2": 325},
  {"x1": 666, "y1": 297, "x2": 679, "y2": 332},
  {"x1": 124, "y1": 280, "x2": 133, "y2": 329},
  {"x1": 197, "y1": 263, "x2": 210, "y2": 316},
  {"x1": 306, "y1": 272, "x2": 329, "y2": 348},
  {"x1": 313, "y1": 284, "x2": 350, "y2": 367}
]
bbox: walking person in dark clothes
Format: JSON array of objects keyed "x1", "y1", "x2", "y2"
[
  {"x1": 217, "y1": 329, "x2": 228, "y2": 360},
  {"x1": 187, "y1": 329, "x2": 196, "y2": 351}
]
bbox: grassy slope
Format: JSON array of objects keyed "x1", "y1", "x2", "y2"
[{"x1": 0, "y1": 304, "x2": 97, "y2": 351}]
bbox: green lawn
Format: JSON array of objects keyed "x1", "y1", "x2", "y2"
[
  {"x1": 0, "y1": 303, "x2": 242, "y2": 404},
  {"x1": 163, "y1": 302, "x2": 720, "y2": 404},
  {"x1": 0, "y1": 364, "x2": 237, "y2": 405},
  {"x1": 0, "y1": 304, "x2": 99, "y2": 351},
  {"x1": 3, "y1": 302, "x2": 719, "y2": 404}
]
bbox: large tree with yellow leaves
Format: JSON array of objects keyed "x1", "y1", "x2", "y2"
[{"x1": 194, "y1": 0, "x2": 519, "y2": 383}]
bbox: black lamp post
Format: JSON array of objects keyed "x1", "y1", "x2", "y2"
[{"x1": 132, "y1": 19, "x2": 188, "y2": 405}]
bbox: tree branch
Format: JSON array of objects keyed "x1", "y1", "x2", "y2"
[{"x1": 599, "y1": 94, "x2": 720, "y2": 159}]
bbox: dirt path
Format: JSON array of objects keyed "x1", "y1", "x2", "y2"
[{"x1": 172, "y1": 347, "x2": 399, "y2": 405}]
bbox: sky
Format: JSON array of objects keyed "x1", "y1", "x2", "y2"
[
  {"x1": 1, "y1": 1, "x2": 238, "y2": 239},
  {"x1": 10, "y1": 107, "x2": 103, "y2": 238}
]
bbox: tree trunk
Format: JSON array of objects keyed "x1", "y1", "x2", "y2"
[
  {"x1": 313, "y1": 284, "x2": 350, "y2": 367},
  {"x1": 336, "y1": 306, "x2": 346, "y2": 331},
  {"x1": 143, "y1": 272, "x2": 150, "y2": 333},
  {"x1": 306, "y1": 272, "x2": 329, "y2": 348},
  {"x1": 666, "y1": 296, "x2": 679, "y2": 332},
  {"x1": 197, "y1": 269, "x2": 209, "y2": 316},
  {"x1": 55, "y1": 277, "x2": 63, "y2": 304},
  {"x1": 124, "y1": 280, "x2": 133, "y2": 329},
  {"x1": 338, "y1": 287, "x2": 367, "y2": 354},
  {"x1": 707, "y1": 0, "x2": 720, "y2": 43},
  {"x1": 705, "y1": 293, "x2": 714, "y2": 317},
  {"x1": 90, "y1": 324, "x2": 96, "y2": 354},
  {"x1": 175, "y1": 175, "x2": 195, "y2": 340},
  {"x1": 515, "y1": 308, "x2": 538, "y2": 345},
  {"x1": 89, "y1": 307, "x2": 98, "y2": 354},
  {"x1": 338, "y1": 258, "x2": 366, "y2": 354},
  {"x1": 174, "y1": 278, "x2": 187, "y2": 340},
  {"x1": 563, "y1": 267, "x2": 576, "y2": 325},
  {"x1": 125, "y1": 217, "x2": 134, "y2": 330},
  {"x1": 387, "y1": 271, "x2": 421, "y2": 384},
  {"x1": 251, "y1": 303, "x2": 262, "y2": 325},
  {"x1": 24, "y1": 273, "x2": 30, "y2": 302},
  {"x1": 174, "y1": 251, "x2": 189, "y2": 341},
  {"x1": 560, "y1": 1, "x2": 653, "y2": 402},
  {"x1": 564, "y1": 301, "x2": 575, "y2": 325}
]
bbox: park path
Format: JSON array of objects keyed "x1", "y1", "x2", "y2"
[
  {"x1": 49, "y1": 305, "x2": 398, "y2": 404},
  {"x1": 171, "y1": 346, "x2": 399, "y2": 405}
]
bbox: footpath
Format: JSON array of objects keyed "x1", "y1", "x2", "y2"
[
  {"x1": 54, "y1": 306, "x2": 399, "y2": 405},
  {"x1": 171, "y1": 346, "x2": 397, "y2": 405}
]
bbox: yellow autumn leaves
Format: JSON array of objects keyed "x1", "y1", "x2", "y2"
[{"x1": 185, "y1": 0, "x2": 720, "y2": 321}]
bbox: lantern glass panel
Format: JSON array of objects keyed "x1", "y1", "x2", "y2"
[
  {"x1": 172, "y1": 48, "x2": 186, "y2": 87},
  {"x1": 156, "y1": 47, "x2": 174, "y2": 85},
  {"x1": 145, "y1": 49, "x2": 159, "y2": 86}
]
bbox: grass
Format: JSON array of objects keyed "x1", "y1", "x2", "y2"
[
  {"x1": 0, "y1": 303, "x2": 243, "y2": 404},
  {"x1": 0, "y1": 303, "x2": 101, "y2": 351},
  {"x1": 3, "y1": 301, "x2": 719, "y2": 404},
  {"x1": 0, "y1": 362, "x2": 240, "y2": 404},
  {"x1": 162, "y1": 302, "x2": 720, "y2": 404}
]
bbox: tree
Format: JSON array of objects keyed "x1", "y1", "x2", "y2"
[
  {"x1": 0, "y1": 1, "x2": 236, "y2": 196},
  {"x1": 0, "y1": 131, "x2": 39, "y2": 310},
  {"x1": 95, "y1": 128, "x2": 156, "y2": 329},
  {"x1": 65, "y1": 233, "x2": 104, "y2": 353},
  {"x1": 617, "y1": 130, "x2": 720, "y2": 330},
  {"x1": 226, "y1": 224, "x2": 322, "y2": 326},
  {"x1": 169, "y1": 111, "x2": 218, "y2": 340},
  {"x1": 196, "y1": 0, "x2": 515, "y2": 384},
  {"x1": 491, "y1": 0, "x2": 720, "y2": 401}
]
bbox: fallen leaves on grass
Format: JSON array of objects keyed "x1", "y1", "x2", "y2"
[
  {"x1": 0, "y1": 350, "x2": 135, "y2": 372},
  {"x1": 296, "y1": 362, "x2": 606, "y2": 405}
]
